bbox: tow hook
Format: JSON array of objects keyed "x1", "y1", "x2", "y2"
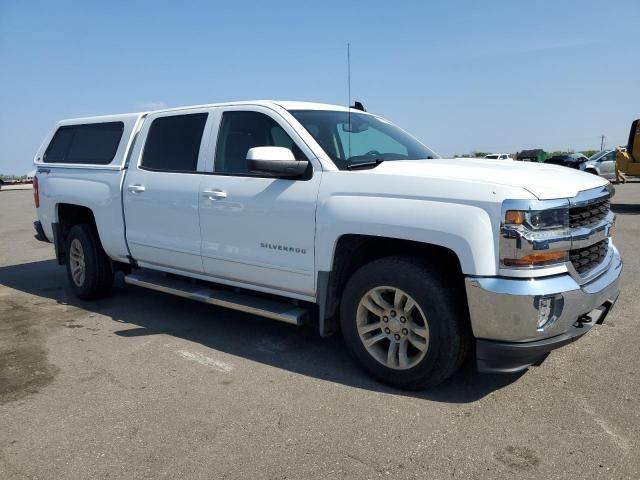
[
  {"x1": 578, "y1": 314, "x2": 593, "y2": 323},
  {"x1": 574, "y1": 314, "x2": 593, "y2": 328}
]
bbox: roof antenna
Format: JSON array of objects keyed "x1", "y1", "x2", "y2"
[{"x1": 347, "y1": 42, "x2": 352, "y2": 159}]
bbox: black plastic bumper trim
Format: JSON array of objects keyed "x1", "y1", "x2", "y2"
[{"x1": 476, "y1": 300, "x2": 616, "y2": 373}]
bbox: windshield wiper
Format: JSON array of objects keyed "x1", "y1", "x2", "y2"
[{"x1": 346, "y1": 159, "x2": 384, "y2": 170}]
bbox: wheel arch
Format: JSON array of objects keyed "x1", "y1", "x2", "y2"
[
  {"x1": 317, "y1": 235, "x2": 466, "y2": 336},
  {"x1": 54, "y1": 203, "x2": 100, "y2": 265}
]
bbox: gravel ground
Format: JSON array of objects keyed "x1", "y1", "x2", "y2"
[{"x1": 0, "y1": 184, "x2": 639, "y2": 480}]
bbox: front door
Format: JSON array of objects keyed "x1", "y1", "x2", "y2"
[
  {"x1": 198, "y1": 107, "x2": 321, "y2": 297},
  {"x1": 123, "y1": 109, "x2": 214, "y2": 273}
]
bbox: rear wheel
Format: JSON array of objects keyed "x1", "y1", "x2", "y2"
[
  {"x1": 65, "y1": 224, "x2": 114, "y2": 299},
  {"x1": 340, "y1": 256, "x2": 469, "y2": 390},
  {"x1": 585, "y1": 168, "x2": 599, "y2": 175}
]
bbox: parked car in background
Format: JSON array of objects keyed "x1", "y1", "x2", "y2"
[
  {"x1": 484, "y1": 153, "x2": 513, "y2": 160},
  {"x1": 545, "y1": 153, "x2": 588, "y2": 169},
  {"x1": 517, "y1": 149, "x2": 547, "y2": 163},
  {"x1": 580, "y1": 150, "x2": 616, "y2": 179}
]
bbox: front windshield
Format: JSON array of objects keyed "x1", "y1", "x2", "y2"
[
  {"x1": 289, "y1": 110, "x2": 438, "y2": 169},
  {"x1": 588, "y1": 151, "x2": 608, "y2": 161},
  {"x1": 485, "y1": 155, "x2": 499, "y2": 159}
]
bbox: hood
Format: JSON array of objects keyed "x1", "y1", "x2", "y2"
[{"x1": 370, "y1": 158, "x2": 608, "y2": 200}]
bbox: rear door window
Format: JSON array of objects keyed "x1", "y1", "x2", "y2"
[
  {"x1": 141, "y1": 113, "x2": 208, "y2": 172},
  {"x1": 44, "y1": 122, "x2": 124, "y2": 164}
]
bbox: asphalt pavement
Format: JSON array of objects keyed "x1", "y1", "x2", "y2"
[{"x1": 1, "y1": 184, "x2": 639, "y2": 479}]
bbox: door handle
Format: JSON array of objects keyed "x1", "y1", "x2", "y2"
[
  {"x1": 202, "y1": 189, "x2": 227, "y2": 200},
  {"x1": 127, "y1": 184, "x2": 146, "y2": 193}
]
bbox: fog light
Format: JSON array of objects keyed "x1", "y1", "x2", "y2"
[
  {"x1": 536, "y1": 295, "x2": 563, "y2": 330},
  {"x1": 537, "y1": 297, "x2": 553, "y2": 328}
]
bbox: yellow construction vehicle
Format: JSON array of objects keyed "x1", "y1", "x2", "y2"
[{"x1": 617, "y1": 119, "x2": 640, "y2": 176}]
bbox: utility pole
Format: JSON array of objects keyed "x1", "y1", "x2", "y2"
[{"x1": 600, "y1": 134, "x2": 606, "y2": 151}]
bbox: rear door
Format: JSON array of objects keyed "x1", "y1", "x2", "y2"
[
  {"x1": 123, "y1": 108, "x2": 216, "y2": 273},
  {"x1": 198, "y1": 106, "x2": 321, "y2": 298}
]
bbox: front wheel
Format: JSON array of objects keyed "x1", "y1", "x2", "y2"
[
  {"x1": 340, "y1": 256, "x2": 469, "y2": 390},
  {"x1": 65, "y1": 224, "x2": 114, "y2": 300}
]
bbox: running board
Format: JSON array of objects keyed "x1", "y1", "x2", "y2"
[{"x1": 124, "y1": 271, "x2": 308, "y2": 325}]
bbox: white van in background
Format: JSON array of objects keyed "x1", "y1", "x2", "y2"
[{"x1": 484, "y1": 153, "x2": 513, "y2": 160}]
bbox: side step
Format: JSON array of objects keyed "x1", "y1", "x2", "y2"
[{"x1": 124, "y1": 271, "x2": 309, "y2": 325}]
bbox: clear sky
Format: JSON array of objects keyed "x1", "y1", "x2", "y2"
[{"x1": 1, "y1": 0, "x2": 638, "y2": 174}]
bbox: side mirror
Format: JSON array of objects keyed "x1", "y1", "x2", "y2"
[{"x1": 246, "y1": 147, "x2": 309, "y2": 178}]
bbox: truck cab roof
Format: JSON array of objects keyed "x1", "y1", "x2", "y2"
[{"x1": 55, "y1": 101, "x2": 357, "y2": 126}]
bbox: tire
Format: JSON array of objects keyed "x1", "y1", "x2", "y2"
[
  {"x1": 65, "y1": 224, "x2": 114, "y2": 300},
  {"x1": 340, "y1": 256, "x2": 470, "y2": 390},
  {"x1": 585, "y1": 169, "x2": 599, "y2": 175}
]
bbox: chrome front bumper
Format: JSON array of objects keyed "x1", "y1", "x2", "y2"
[{"x1": 465, "y1": 245, "x2": 622, "y2": 372}]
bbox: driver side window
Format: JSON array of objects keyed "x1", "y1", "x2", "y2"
[{"x1": 215, "y1": 111, "x2": 305, "y2": 174}]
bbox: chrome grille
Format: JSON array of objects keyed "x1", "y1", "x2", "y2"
[
  {"x1": 570, "y1": 239, "x2": 609, "y2": 275},
  {"x1": 569, "y1": 198, "x2": 610, "y2": 229}
]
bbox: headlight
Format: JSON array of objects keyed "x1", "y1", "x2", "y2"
[
  {"x1": 500, "y1": 200, "x2": 571, "y2": 269},
  {"x1": 505, "y1": 207, "x2": 569, "y2": 230}
]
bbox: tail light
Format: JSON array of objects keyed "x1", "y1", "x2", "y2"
[{"x1": 33, "y1": 176, "x2": 40, "y2": 208}]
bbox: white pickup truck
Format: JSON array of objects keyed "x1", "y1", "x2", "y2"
[{"x1": 32, "y1": 100, "x2": 622, "y2": 389}]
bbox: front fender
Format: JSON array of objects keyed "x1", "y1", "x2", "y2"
[{"x1": 316, "y1": 195, "x2": 497, "y2": 276}]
